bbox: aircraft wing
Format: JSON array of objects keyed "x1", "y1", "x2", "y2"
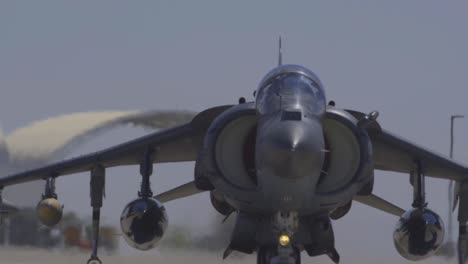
[
  {"x1": 5, "y1": 110, "x2": 196, "y2": 165},
  {"x1": 155, "y1": 181, "x2": 204, "y2": 203},
  {"x1": 346, "y1": 109, "x2": 468, "y2": 181},
  {"x1": 354, "y1": 194, "x2": 405, "y2": 217},
  {"x1": 371, "y1": 130, "x2": 468, "y2": 181},
  {"x1": 0, "y1": 105, "x2": 231, "y2": 188}
]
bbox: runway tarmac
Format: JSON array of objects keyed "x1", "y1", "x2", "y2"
[{"x1": 0, "y1": 247, "x2": 446, "y2": 264}]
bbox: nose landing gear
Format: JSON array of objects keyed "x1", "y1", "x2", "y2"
[
  {"x1": 257, "y1": 212, "x2": 301, "y2": 264},
  {"x1": 257, "y1": 246, "x2": 301, "y2": 264}
]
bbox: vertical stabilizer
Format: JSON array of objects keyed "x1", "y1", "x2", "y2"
[
  {"x1": 0, "y1": 126, "x2": 4, "y2": 143},
  {"x1": 278, "y1": 36, "x2": 283, "y2": 66},
  {"x1": 0, "y1": 124, "x2": 8, "y2": 165}
]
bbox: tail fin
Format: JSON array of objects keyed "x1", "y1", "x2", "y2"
[
  {"x1": 0, "y1": 125, "x2": 4, "y2": 145},
  {"x1": 278, "y1": 35, "x2": 283, "y2": 66},
  {"x1": 0, "y1": 125, "x2": 8, "y2": 165}
]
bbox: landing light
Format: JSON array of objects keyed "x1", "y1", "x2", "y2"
[{"x1": 279, "y1": 234, "x2": 290, "y2": 247}]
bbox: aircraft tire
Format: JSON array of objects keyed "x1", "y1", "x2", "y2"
[
  {"x1": 256, "y1": 247, "x2": 301, "y2": 264},
  {"x1": 87, "y1": 258, "x2": 102, "y2": 264}
]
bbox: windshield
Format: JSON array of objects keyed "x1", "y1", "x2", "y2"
[{"x1": 256, "y1": 72, "x2": 326, "y2": 117}]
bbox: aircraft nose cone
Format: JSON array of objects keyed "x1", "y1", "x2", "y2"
[{"x1": 257, "y1": 119, "x2": 324, "y2": 180}]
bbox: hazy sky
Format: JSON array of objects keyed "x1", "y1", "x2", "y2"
[{"x1": 1, "y1": 1, "x2": 468, "y2": 263}]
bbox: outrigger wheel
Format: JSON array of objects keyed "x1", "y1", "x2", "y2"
[
  {"x1": 257, "y1": 246, "x2": 301, "y2": 264},
  {"x1": 87, "y1": 257, "x2": 102, "y2": 264}
]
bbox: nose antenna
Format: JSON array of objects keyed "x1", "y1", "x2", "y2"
[{"x1": 278, "y1": 36, "x2": 282, "y2": 66}]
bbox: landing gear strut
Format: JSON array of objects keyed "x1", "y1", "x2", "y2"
[
  {"x1": 257, "y1": 246, "x2": 301, "y2": 264},
  {"x1": 456, "y1": 182, "x2": 468, "y2": 264},
  {"x1": 87, "y1": 165, "x2": 105, "y2": 264},
  {"x1": 256, "y1": 212, "x2": 301, "y2": 264}
]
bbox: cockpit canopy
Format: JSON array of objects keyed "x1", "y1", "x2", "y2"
[{"x1": 255, "y1": 65, "x2": 326, "y2": 117}]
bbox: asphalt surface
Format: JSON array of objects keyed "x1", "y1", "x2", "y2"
[{"x1": 0, "y1": 248, "x2": 448, "y2": 264}]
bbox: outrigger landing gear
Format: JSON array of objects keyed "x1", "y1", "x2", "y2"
[
  {"x1": 87, "y1": 258, "x2": 102, "y2": 264},
  {"x1": 256, "y1": 212, "x2": 301, "y2": 264},
  {"x1": 87, "y1": 165, "x2": 105, "y2": 264},
  {"x1": 456, "y1": 182, "x2": 468, "y2": 264}
]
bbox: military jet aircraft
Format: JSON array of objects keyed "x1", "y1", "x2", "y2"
[{"x1": 0, "y1": 47, "x2": 468, "y2": 264}]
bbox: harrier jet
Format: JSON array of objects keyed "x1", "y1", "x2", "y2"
[{"x1": 1, "y1": 46, "x2": 467, "y2": 264}]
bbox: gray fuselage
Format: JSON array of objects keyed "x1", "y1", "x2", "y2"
[{"x1": 197, "y1": 64, "x2": 374, "y2": 216}]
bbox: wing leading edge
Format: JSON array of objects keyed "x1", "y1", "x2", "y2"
[
  {"x1": 5, "y1": 110, "x2": 196, "y2": 165},
  {"x1": 372, "y1": 130, "x2": 468, "y2": 181},
  {"x1": 346, "y1": 109, "x2": 468, "y2": 181},
  {"x1": 0, "y1": 105, "x2": 232, "y2": 188}
]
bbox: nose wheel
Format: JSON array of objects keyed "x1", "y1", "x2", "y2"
[
  {"x1": 257, "y1": 247, "x2": 275, "y2": 264},
  {"x1": 257, "y1": 247, "x2": 301, "y2": 264}
]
